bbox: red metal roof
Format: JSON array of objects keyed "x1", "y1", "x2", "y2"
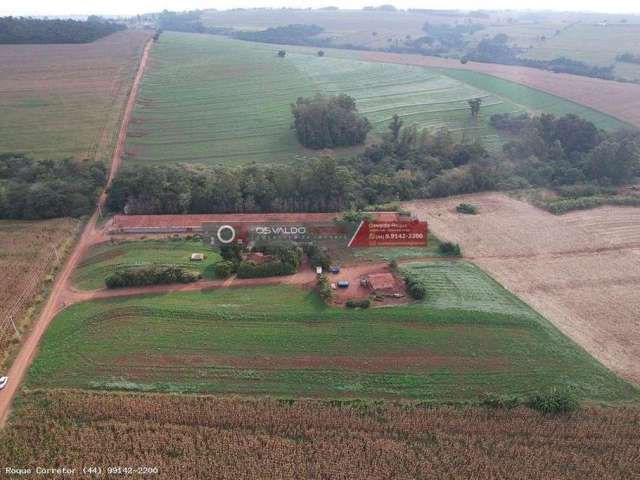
[{"x1": 111, "y1": 211, "x2": 405, "y2": 229}]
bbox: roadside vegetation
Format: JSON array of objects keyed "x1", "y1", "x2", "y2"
[{"x1": 0, "y1": 154, "x2": 106, "y2": 220}]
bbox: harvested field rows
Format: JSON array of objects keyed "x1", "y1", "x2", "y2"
[
  {"x1": 0, "y1": 219, "x2": 79, "y2": 367},
  {"x1": 3, "y1": 390, "x2": 640, "y2": 480},
  {"x1": 361, "y1": 51, "x2": 640, "y2": 129},
  {"x1": 0, "y1": 31, "x2": 150, "y2": 162},
  {"x1": 406, "y1": 193, "x2": 640, "y2": 384}
]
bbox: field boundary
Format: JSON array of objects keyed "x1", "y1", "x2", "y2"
[{"x1": 0, "y1": 38, "x2": 154, "y2": 429}]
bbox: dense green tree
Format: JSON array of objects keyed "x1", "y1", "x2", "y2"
[{"x1": 291, "y1": 94, "x2": 371, "y2": 149}]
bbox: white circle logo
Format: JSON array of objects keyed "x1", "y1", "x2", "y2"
[{"x1": 216, "y1": 225, "x2": 236, "y2": 244}]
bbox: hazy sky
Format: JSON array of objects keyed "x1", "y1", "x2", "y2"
[{"x1": 3, "y1": 0, "x2": 639, "y2": 17}]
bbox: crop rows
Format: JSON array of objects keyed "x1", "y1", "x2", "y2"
[
  {"x1": 27, "y1": 279, "x2": 637, "y2": 400},
  {"x1": 2, "y1": 390, "x2": 639, "y2": 480}
]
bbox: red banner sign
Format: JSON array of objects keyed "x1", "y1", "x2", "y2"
[{"x1": 348, "y1": 220, "x2": 428, "y2": 247}]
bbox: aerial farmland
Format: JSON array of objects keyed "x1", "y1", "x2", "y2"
[{"x1": 1, "y1": 7, "x2": 640, "y2": 479}]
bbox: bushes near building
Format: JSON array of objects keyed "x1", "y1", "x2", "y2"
[
  {"x1": 438, "y1": 242, "x2": 462, "y2": 257},
  {"x1": 105, "y1": 265, "x2": 199, "y2": 288}
]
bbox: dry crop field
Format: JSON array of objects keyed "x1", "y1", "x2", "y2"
[
  {"x1": 0, "y1": 219, "x2": 79, "y2": 367},
  {"x1": 0, "y1": 30, "x2": 150, "y2": 162},
  {"x1": 406, "y1": 193, "x2": 640, "y2": 385},
  {"x1": 1, "y1": 390, "x2": 639, "y2": 480}
]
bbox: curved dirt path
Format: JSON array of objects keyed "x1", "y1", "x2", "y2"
[
  {"x1": 0, "y1": 38, "x2": 154, "y2": 428},
  {"x1": 64, "y1": 262, "x2": 392, "y2": 304}
]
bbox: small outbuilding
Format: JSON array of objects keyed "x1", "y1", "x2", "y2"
[{"x1": 366, "y1": 273, "x2": 396, "y2": 293}]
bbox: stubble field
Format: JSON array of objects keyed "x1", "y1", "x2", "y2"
[
  {"x1": 0, "y1": 30, "x2": 150, "y2": 162},
  {"x1": 0, "y1": 219, "x2": 80, "y2": 367},
  {"x1": 406, "y1": 193, "x2": 640, "y2": 385},
  {"x1": 2, "y1": 390, "x2": 639, "y2": 480}
]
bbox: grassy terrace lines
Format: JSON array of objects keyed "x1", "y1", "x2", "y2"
[
  {"x1": 28, "y1": 263, "x2": 637, "y2": 401},
  {"x1": 125, "y1": 33, "x2": 316, "y2": 166}
]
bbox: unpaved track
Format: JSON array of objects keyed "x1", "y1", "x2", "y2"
[
  {"x1": 406, "y1": 193, "x2": 640, "y2": 385},
  {"x1": 0, "y1": 39, "x2": 153, "y2": 428},
  {"x1": 361, "y1": 51, "x2": 640, "y2": 129}
]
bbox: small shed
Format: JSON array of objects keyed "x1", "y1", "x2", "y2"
[
  {"x1": 316, "y1": 266, "x2": 323, "y2": 275},
  {"x1": 190, "y1": 253, "x2": 205, "y2": 261},
  {"x1": 367, "y1": 273, "x2": 395, "y2": 292}
]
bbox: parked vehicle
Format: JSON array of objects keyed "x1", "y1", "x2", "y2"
[
  {"x1": 337, "y1": 280, "x2": 350, "y2": 288},
  {"x1": 329, "y1": 265, "x2": 341, "y2": 274},
  {"x1": 0, "y1": 376, "x2": 8, "y2": 390}
]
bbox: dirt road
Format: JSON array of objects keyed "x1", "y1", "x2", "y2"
[
  {"x1": 406, "y1": 193, "x2": 640, "y2": 385},
  {"x1": 0, "y1": 39, "x2": 154, "y2": 428},
  {"x1": 361, "y1": 51, "x2": 640, "y2": 129}
]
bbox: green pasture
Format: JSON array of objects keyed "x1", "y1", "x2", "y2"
[
  {"x1": 126, "y1": 32, "x2": 629, "y2": 168},
  {"x1": 72, "y1": 238, "x2": 221, "y2": 290},
  {"x1": 28, "y1": 261, "x2": 636, "y2": 401}
]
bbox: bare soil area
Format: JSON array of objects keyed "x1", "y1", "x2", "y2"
[
  {"x1": 362, "y1": 51, "x2": 640, "y2": 128},
  {"x1": 406, "y1": 193, "x2": 640, "y2": 384}
]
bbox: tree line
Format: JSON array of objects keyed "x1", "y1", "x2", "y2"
[
  {"x1": 106, "y1": 111, "x2": 638, "y2": 217},
  {"x1": 0, "y1": 155, "x2": 106, "y2": 220},
  {"x1": 0, "y1": 16, "x2": 125, "y2": 44}
]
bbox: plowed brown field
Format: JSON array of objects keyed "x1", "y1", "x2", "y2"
[
  {"x1": 362, "y1": 51, "x2": 640, "y2": 129},
  {"x1": 406, "y1": 193, "x2": 640, "y2": 384}
]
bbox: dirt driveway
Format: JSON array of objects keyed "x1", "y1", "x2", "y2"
[{"x1": 406, "y1": 193, "x2": 640, "y2": 385}]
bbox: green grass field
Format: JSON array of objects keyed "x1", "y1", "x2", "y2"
[
  {"x1": 28, "y1": 261, "x2": 636, "y2": 401},
  {"x1": 72, "y1": 238, "x2": 221, "y2": 290},
  {"x1": 126, "y1": 32, "x2": 626, "y2": 167}
]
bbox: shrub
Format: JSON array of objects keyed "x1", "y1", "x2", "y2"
[
  {"x1": 305, "y1": 243, "x2": 331, "y2": 270},
  {"x1": 403, "y1": 272, "x2": 426, "y2": 300},
  {"x1": 389, "y1": 259, "x2": 398, "y2": 270},
  {"x1": 345, "y1": 298, "x2": 371, "y2": 309},
  {"x1": 456, "y1": 203, "x2": 477, "y2": 214},
  {"x1": 317, "y1": 274, "x2": 332, "y2": 301},
  {"x1": 480, "y1": 394, "x2": 522, "y2": 409},
  {"x1": 526, "y1": 388, "x2": 580, "y2": 414},
  {"x1": 438, "y1": 242, "x2": 462, "y2": 256},
  {"x1": 317, "y1": 50, "x2": 325, "y2": 57},
  {"x1": 236, "y1": 260, "x2": 298, "y2": 279},
  {"x1": 408, "y1": 282, "x2": 426, "y2": 300},
  {"x1": 277, "y1": 49, "x2": 286, "y2": 57},
  {"x1": 214, "y1": 260, "x2": 236, "y2": 279},
  {"x1": 105, "y1": 265, "x2": 199, "y2": 288},
  {"x1": 219, "y1": 244, "x2": 243, "y2": 262}
]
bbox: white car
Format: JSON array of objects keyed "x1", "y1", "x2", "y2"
[{"x1": 0, "y1": 376, "x2": 8, "y2": 390}]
